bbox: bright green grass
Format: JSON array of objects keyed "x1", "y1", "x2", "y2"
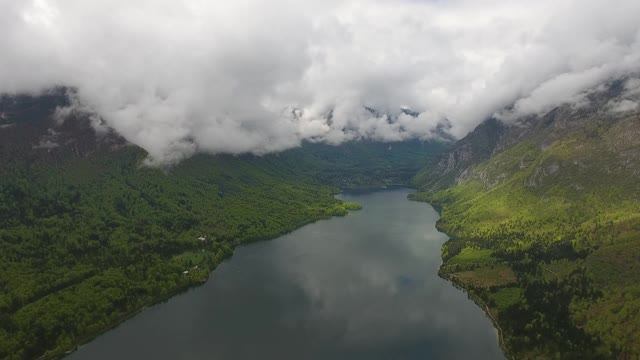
[
  {"x1": 449, "y1": 248, "x2": 495, "y2": 264},
  {"x1": 490, "y1": 287, "x2": 522, "y2": 311},
  {"x1": 173, "y1": 252, "x2": 211, "y2": 267}
]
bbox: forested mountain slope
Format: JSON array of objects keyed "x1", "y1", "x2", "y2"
[
  {"x1": 411, "y1": 79, "x2": 640, "y2": 359},
  {"x1": 0, "y1": 92, "x2": 442, "y2": 359}
]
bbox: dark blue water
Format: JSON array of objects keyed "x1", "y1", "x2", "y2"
[{"x1": 69, "y1": 189, "x2": 504, "y2": 360}]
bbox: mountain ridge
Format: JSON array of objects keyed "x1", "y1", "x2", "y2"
[{"x1": 411, "y1": 77, "x2": 640, "y2": 359}]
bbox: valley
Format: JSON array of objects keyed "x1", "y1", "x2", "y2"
[
  {"x1": 3, "y1": 2, "x2": 640, "y2": 359},
  {"x1": 2, "y1": 79, "x2": 640, "y2": 360},
  {"x1": 68, "y1": 189, "x2": 504, "y2": 360}
]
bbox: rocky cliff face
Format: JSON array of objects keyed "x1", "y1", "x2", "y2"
[
  {"x1": 0, "y1": 90, "x2": 127, "y2": 168},
  {"x1": 412, "y1": 117, "x2": 505, "y2": 190},
  {"x1": 415, "y1": 78, "x2": 639, "y2": 192}
]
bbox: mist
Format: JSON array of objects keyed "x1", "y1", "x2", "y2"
[{"x1": 2, "y1": 0, "x2": 640, "y2": 164}]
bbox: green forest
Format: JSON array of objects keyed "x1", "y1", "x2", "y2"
[{"x1": 0, "y1": 147, "x2": 347, "y2": 358}]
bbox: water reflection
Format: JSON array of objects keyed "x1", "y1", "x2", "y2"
[{"x1": 70, "y1": 189, "x2": 504, "y2": 360}]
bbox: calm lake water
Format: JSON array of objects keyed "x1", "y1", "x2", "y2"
[{"x1": 69, "y1": 188, "x2": 504, "y2": 360}]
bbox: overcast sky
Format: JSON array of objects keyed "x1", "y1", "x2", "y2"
[{"x1": 2, "y1": 0, "x2": 640, "y2": 164}]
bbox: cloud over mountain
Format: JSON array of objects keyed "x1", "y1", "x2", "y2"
[{"x1": 2, "y1": 0, "x2": 640, "y2": 164}]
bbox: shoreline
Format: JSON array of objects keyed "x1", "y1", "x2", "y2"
[
  {"x1": 409, "y1": 193, "x2": 513, "y2": 360},
  {"x1": 439, "y1": 270, "x2": 514, "y2": 360},
  {"x1": 55, "y1": 191, "x2": 375, "y2": 359}
]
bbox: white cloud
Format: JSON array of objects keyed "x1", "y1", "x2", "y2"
[
  {"x1": 608, "y1": 99, "x2": 639, "y2": 113},
  {"x1": 1, "y1": 0, "x2": 640, "y2": 164}
]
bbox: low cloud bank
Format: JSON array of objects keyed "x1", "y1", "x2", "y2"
[{"x1": 2, "y1": 0, "x2": 640, "y2": 164}]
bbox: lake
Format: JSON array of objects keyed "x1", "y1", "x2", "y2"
[{"x1": 69, "y1": 188, "x2": 504, "y2": 360}]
